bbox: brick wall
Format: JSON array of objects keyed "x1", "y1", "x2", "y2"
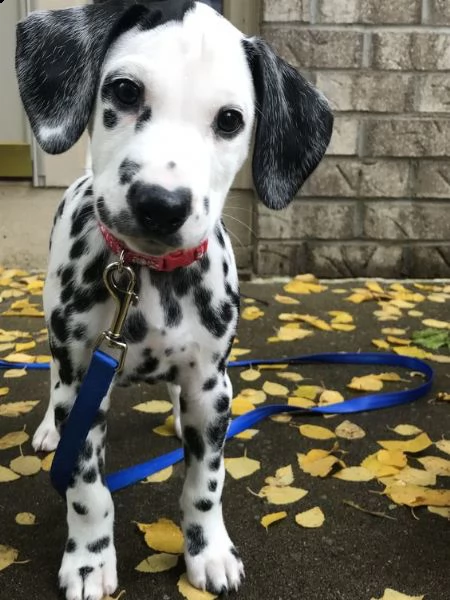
[{"x1": 255, "y1": 0, "x2": 450, "y2": 278}]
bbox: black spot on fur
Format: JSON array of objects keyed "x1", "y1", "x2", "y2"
[
  {"x1": 194, "y1": 287, "x2": 227, "y2": 338},
  {"x1": 137, "y1": 348, "x2": 159, "y2": 375},
  {"x1": 231, "y1": 546, "x2": 241, "y2": 560},
  {"x1": 199, "y1": 254, "x2": 210, "y2": 272},
  {"x1": 80, "y1": 440, "x2": 93, "y2": 462},
  {"x1": 180, "y1": 395, "x2": 187, "y2": 413},
  {"x1": 208, "y1": 479, "x2": 218, "y2": 492},
  {"x1": 119, "y1": 159, "x2": 141, "y2": 185},
  {"x1": 61, "y1": 281, "x2": 75, "y2": 304},
  {"x1": 220, "y1": 301, "x2": 233, "y2": 324},
  {"x1": 71, "y1": 203, "x2": 93, "y2": 238},
  {"x1": 203, "y1": 376, "x2": 218, "y2": 392},
  {"x1": 54, "y1": 403, "x2": 69, "y2": 425},
  {"x1": 123, "y1": 311, "x2": 148, "y2": 343},
  {"x1": 184, "y1": 426, "x2": 205, "y2": 461},
  {"x1": 204, "y1": 196, "x2": 210, "y2": 215},
  {"x1": 135, "y1": 107, "x2": 152, "y2": 131},
  {"x1": 215, "y1": 394, "x2": 229, "y2": 413},
  {"x1": 195, "y1": 499, "x2": 213, "y2": 512},
  {"x1": 215, "y1": 224, "x2": 226, "y2": 248},
  {"x1": 55, "y1": 381, "x2": 61, "y2": 390},
  {"x1": 209, "y1": 455, "x2": 221, "y2": 471},
  {"x1": 73, "y1": 502, "x2": 89, "y2": 516},
  {"x1": 83, "y1": 250, "x2": 109, "y2": 284},
  {"x1": 97, "y1": 197, "x2": 114, "y2": 228},
  {"x1": 51, "y1": 308, "x2": 70, "y2": 343},
  {"x1": 65, "y1": 539, "x2": 77, "y2": 553},
  {"x1": 207, "y1": 414, "x2": 230, "y2": 451},
  {"x1": 82, "y1": 467, "x2": 97, "y2": 484},
  {"x1": 73, "y1": 323, "x2": 87, "y2": 341},
  {"x1": 93, "y1": 410, "x2": 106, "y2": 429},
  {"x1": 165, "y1": 347, "x2": 174, "y2": 357},
  {"x1": 186, "y1": 524, "x2": 207, "y2": 557},
  {"x1": 161, "y1": 365, "x2": 178, "y2": 382},
  {"x1": 223, "y1": 261, "x2": 229, "y2": 277},
  {"x1": 61, "y1": 266, "x2": 74, "y2": 287},
  {"x1": 103, "y1": 109, "x2": 118, "y2": 129},
  {"x1": 52, "y1": 345, "x2": 74, "y2": 386},
  {"x1": 70, "y1": 238, "x2": 88, "y2": 260}
]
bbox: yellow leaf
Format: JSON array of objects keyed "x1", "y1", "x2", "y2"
[
  {"x1": 295, "y1": 314, "x2": 332, "y2": 331},
  {"x1": 270, "y1": 414, "x2": 292, "y2": 424},
  {"x1": 137, "y1": 519, "x2": 184, "y2": 554},
  {"x1": 372, "y1": 339, "x2": 390, "y2": 350},
  {"x1": 366, "y1": 281, "x2": 385, "y2": 294},
  {"x1": 153, "y1": 416, "x2": 176, "y2": 437},
  {"x1": 299, "y1": 424, "x2": 336, "y2": 440},
  {"x1": 225, "y1": 455, "x2": 260, "y2": 480},
  {"x1": 318, "y1": 390, "x2": 344, "y2": 406},
  {"x1": 0, "y1": 466, "x2": 21, "y2": 482},
  {"x1": 265, "y1": 465, "x2": 294, "y2": 487},
  {"x1": 231, "y1": 396, "x2": 255, "y2": 416},
  {"x1": 274, "y1": 294, "x2": 300, "y2": 305},
  {"x1": 331, "y1": 323, "x2": 356, "y2": 332},
  {"x1": 260, "y1": 511, "x2": 287, "y2": 530},
  {"x1": 15, "y1": 341, "x2": 36, "y2": 352},
  {"x1": 408, "y1": 310, "x2": 423, "y2": 318},
  {"x1": 142, "y1": 466, "x2": 173, "y2": 484},
  {"x1": 262, "y1": 381, "x2": 289, "y2": 397},
  {"x1": 382, "y1": 328, "x2": 407, "y2": 336},
  {"x1": 235, "y1": 429, "x2": 259, "y2": 441},
  {"x1": 377, "y1": 433, "x2": 432, "y2": 453},
  {"x1": 428, "y1": 506, "x2": 450, "y2": 519},
  {"x1": 428, "y1": 353, "x2": 450, "y2": 364},
  {"x1": 35, "y1": 355, "x2": 51, "y2": 363},
  {"x1": 297, "y1": 451, "x2": 340, "y2": 478},
  {"x1": 295, "y1": 507, "x2": 325, "y2": 528},
  {"x1": 283, "y1": 280, "x2": 327, "y2": 295},
  {"x1": 135, "y1": 553, "x2": 178, "y2": 573},
  {"x1": 335, "y1": 420, "x2": 366, "y2": 440},
  {"x1": 0, "y1": 388, "x2": 10, "y2": 397},
  {"x1": 3, "y1": 352, "x2": 36, "y2": 363},
  {"x1": 288, "y1": 397, "x2": 315, "y2": 409},
  {"x1": 347, "y1": 375, "x2": 383, "y2": 392},
  {"x1": 41, "y1": 452, "x2": 55, "y2": 472},
  {"x1": 240, "y1": 369, "x2": 261, "y2": 382},
  {"x1": 437, "y1": 392, "x2": 450, "y2": 403},
  {"x1": 377, "y1": 450, "x2": 407, "y2": 468},
  {"x1": 15, "y1": 512, "x2": 36, "y2": 526},
  {"x1": 258, "y1": 485, "x2": 308, "y2": 505},
  {"x1": 241, "y1": 306, "x2": 264, "y2": 321},
  {"x1": 0, "y1": 401, "x2": 39, "y2": 418},
  {"x1": 422, "y1": 318, "x2": 450, "y2": 329},
  {"x1": 371, "y1": 589, "x2": 424, "y2": 600},
  {"x1": 394, "y1": 467, "x2": 436, "y2": 487},
  {"x1": 328, "y1": 311, "x2": 353, "y2": 324},
  {"x1": 277, "y1": 327, "x2": 313, "y2": 342},
  {"x1": 384, "y1": 482, "x2": 450, "y2": 507},
  {"x1": 347, "y1": 292, "x2": 371, "y2": 304},
  {"x1": 428, "y1": 293, "x2": 447, "y2": 303},
  {"x1": 240, "y1": 389, "x2": 266, "y2": 404},
  {"x1": 0, "y1": 430, "x2": 29, "y2": 450},
  {"x1": 361, "y1": 453, "x2": 400, "y2": 478},
  {"x1": 293, "y1": 385, "x2": 322, "y2": 400},
  {"x1": 376, "y1": 372, "x2": 404, "y2": 382},
  {"x1": 258, "y1": 364, "x2": 288, "y2": 370},
  {"x1": 0, "y1": 545, "x2": 19, "y2": 572},
  {"x1": 277, "y1": 372, "x2": 303, "y2": 382},
  {"x1": 417, "y1": 456, "x2": 450, "y2": 476},
  {"x1": 10, "y1": 455, "x2": 41, "y2": 476},
  {"x1": 386, "y1": 336, "x2": 410, "y2": 346},
  {"x1": 334, "y1": 467, "x2": 375, "y2": 482},
  {"x1": 391, "y1": 424, "x2": 422, "y2": 436},
  {"x1": 3, "y1": 369, "x2": 27, "y2": 379},
  {"x1": 177, "y1": 573, "x2": 217, "y2": 600},
  {"x1": 392, "y1": 346, "x2": 429, "y2": 359},
  {"x1": 228, "y1": 348, "x2": 251, "y2": 361},
  {"x1": 436, "y1": 439, "x2": 450, "y2": 455},
  {"x1": 133, "y1": 400, "x2": 172, "y2": 414}
]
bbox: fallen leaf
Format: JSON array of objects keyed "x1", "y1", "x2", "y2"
[
  {"x1": 15, "y1": 341, "x2": 36, "y2": 352},
  {"x1": 142, "y1": 466, "x2": 173, "y2": 484},
  {"x1": 265, "y1": 465, "x2": 294, "y2": 487},
  {"x1": 283, "y1": 279, "x2": 327, "y2": 295},
  {"x1": 10, "y1": 455, "x2": 41, "y2": 476},
  {"x1": 428, "y1": 506, "x2": 450, "y2": 519},
  {"x1": 297, "y1": 449, "x2": 341, "y2": 478},
  {"x1": 331, "y1": 323, "x2": 356, "y2": 332},
  {"x1": 241, "y1": 306, "x2": 264, "y2": 321},
  {"x1": 436, "y1": 439, "x2": 450, "y2": 455},
  {"x1": 334, "y1": 467, "x2": 374, "y2": 482},
  {"x1": 257, "y1": 485, "x2": 308, "y2": 505},
  {"x1": 436, "y1": 392, "x2": 450, "y2": 402},
  {"x1": 135, "y1": 553, "x2": 178, "y2": 573},
  {"x1": 262, "y1": 381, "x2": 289, "y2": 397},
  {"x1": 0, "y1": 430, "x2": 29, "y2": 450},
  {"x1": 153, "y1": 415, "x2": 176, "y2": 437},
  {"x1": 277, "y1": 327, "x2": 313, "y2": 342},
  {"x1": 288, "y1": 397, "x2": 315, "y2": 409},
  {"x1": 361, "y1": 453, "x2": 400, "y2": 478},
  {"x1": 318, "y1": 390, "x2": 344, "y2": 406},
  {"x1": 0, "y1": 545, "x2": 19, "y2": 571},
  {"x1": 177, "y1": 573, "x2": 217, "y2": 600},
  {"x1": 371, "y1": 589, "x2": 424, "y2": 600},
  {"x1": 0, "y1": 387, "x2": 9, "y2": 397},
  {"x1": 384, "y1": 482, "x2": 450, "y2": 507},
  {"x1": 3, "y1": 369, "x2": 27, "y2": 379},
  {"x1": 328, "y1": 311, "x2": 353, "y2": 324},
  {"x1": 347, "y1": 375, "x2": 383, "y2": 392},
  {"x1": 133, "y1": 400, "x2": 172, "y2": 414},
  {"x1": 240, "y1": 369, "x2": 261, "y2": 382},
  {"x1": 0, "y1": 401, "x2": 39, "y2": 418},
  {"x1": 235, "y1": 429, "x2": 259, "y2": 441},
  {"x1": 295, "y1": 507, "x2": 325, "y2": 528},
  {"x1": 260, "y1": 511, "x2": 287, "y2": 530},
  {"x1": 292, "y1": 385, "x2": 322, "y2": 400},
  {"x1": 240, "y1": 389, "x2": 266, "y2": 404},
  {"x1": 392, "y1": 346, "x2": 429, "y2": 359},
  {"x1": 277, "y1": 372, "x2": 303, "y2": 382},
  {"x1": 335, "y1": 420, "x2": 366, "y2": 440},
  {"x1": 394, "y1": 466, "x2": 436, "y2": 487},
  {"x1": 0, "y1": 466, "x2": 20, "y2": 482},
  {"x1": 15, "y1": 512, "x2": 36, "y2": 526},
  {"x1": 377, "y1": 433, "x2": 432, "y2": 454},
  {"x1": 421, "y1": 319, "x2": 450, "y2": 329},
  {"x1": 231, "y1": 396, "x2": 256, "y2": 416},
  {"x1": 137, "y1": 519, "x2": 184, "y2": 554},
  {"x1": 274, "y1": 294, "x2": 300, "y2": 305},
  {"x1": 299, "y1": 424, "x2": 336, "y2": 441},
  {"x1": 40, "y1": 452, "x2": 54, "y2": 472},
  {"x1": 377, "y1": 450, "x2": 407, "y2": 468},
  {"x1": 372, "y1": 339, "x2": 391, "y2": 350},
  {"x1": 382, "y1": 328, "x2": 407, "y2": 336},
  {"x1": 225, "y1": 455, "x2": 260, "y2": 480},
  {"x1": 391, "y1": 424, "x2": 423, "y2": 436},
  {"x1": 417, "y1": 456, "x2": 450, "y2": 477},
  {"x1": 3, "y1": 352, "x2": 36, "y2": 363}
]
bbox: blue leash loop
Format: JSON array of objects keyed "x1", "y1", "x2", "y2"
[{"x1": 0, "y1": 351, "x2": 434, "y2": 496}]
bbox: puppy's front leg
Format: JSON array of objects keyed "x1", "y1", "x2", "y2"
[
  {"x1": 180, "y1": 369, "x2": 244, "y2": 594},
  {"x1": 59, "y1": 393, "x2": 117, "y2": 600}
]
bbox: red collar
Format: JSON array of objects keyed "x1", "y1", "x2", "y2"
[{"x1": 99, "y1": 222, "x2": 208, "y2": 272}]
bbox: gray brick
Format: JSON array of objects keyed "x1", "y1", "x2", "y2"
[
  {"x1": 426, "y1": 0, "x2": 450, "y2": 25},
  {"x1": 302, "y1": 158, "x2": 411, "y2": 198},
  {"x1": 257, "y1": 200, "x2": 360, "y2": 240},
  {"x1": 364, "y1": 201, "x2": 450, "y2": 240},
  {"x1": 262, "y1": 26, "x2": 364, "y2": 69},
  {"x1": 327, "y1": 117, "x2": 359, "y2": 155},
  {"x1": 256, "y1": 242, "x2": 305, "y2": 277},
  {"x1": 316, "y1": 72, "x2": 413, "y2": 112},
  {"x1": 409, "y1": 245, "x2": 450, "y2": 278},
  {"x1": 414, "y1": 74, "x2": 450, "y2": 112},
  {"x1": 372, "y1": 32, "x2": 450, "y2": 70},
  {"x1": 364, "y1": 119, "x2": 450, "y2": 157},
  {"x1": 415, "y1": 160, "x2": 450, "y2": 198},
  {"x1": 263, "y1": 0, "x2": 310, "y2": 22},
  {"x1": 318, "y1": 0, "x2": 421, "y2": 24}
]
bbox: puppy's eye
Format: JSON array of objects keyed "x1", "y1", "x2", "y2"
[
  {"x1": 215, "y1": 108, "x2": 244, "y2": 137},
  {"x1": 112, "y1": 79, "x2": 141, "y2": 107}
]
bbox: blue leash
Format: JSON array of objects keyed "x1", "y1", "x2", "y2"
[{"x1": 0, "y1": 351, "x2": 434, "y2": 496}]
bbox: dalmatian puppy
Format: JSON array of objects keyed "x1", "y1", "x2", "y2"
[{"x1": 16, "y1": 1, "x2": 333, "y2": 598}]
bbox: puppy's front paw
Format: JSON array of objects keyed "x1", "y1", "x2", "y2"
[
  {"x1": 185, "y1": 527, "x2": 244, "y2": 594},
  {"x1": 32, "y1": 418, "x2": 60, "y2": 452},
  {"x1": 59, "y1": 540, "x2": 117, "y2": 600}
]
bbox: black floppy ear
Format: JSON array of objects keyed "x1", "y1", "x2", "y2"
[
  {"x1": 243, "y1": 38, "x2": 333, "y2": 210},
  {"x1": 16, "y1": 1, "x2": 192, "y2": 155}
]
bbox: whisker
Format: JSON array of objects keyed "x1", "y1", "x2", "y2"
[{"x1": 222, "y1": 212, "x2": 256, "y2": 237}]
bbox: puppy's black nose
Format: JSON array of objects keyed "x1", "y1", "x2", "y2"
[{"x1": 127, "y1": 183, "x2": 192, "y2": 236}]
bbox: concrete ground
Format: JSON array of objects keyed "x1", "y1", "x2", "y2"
[{"x1": 0, "y1": 274, "x2": 449, "y2": 600}]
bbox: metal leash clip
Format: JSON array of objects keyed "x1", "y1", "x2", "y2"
[{"x1": 95, "y1": 257, "x2": 139, "y2": 373}]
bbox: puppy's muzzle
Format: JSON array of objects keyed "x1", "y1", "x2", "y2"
[{"x1": 127, "y1": 182, "x2": 192, "y2": 236}]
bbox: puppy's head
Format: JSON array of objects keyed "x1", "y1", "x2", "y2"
[{"x1": 17, "y1": 0, "x2": 333, "y2": 253}]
